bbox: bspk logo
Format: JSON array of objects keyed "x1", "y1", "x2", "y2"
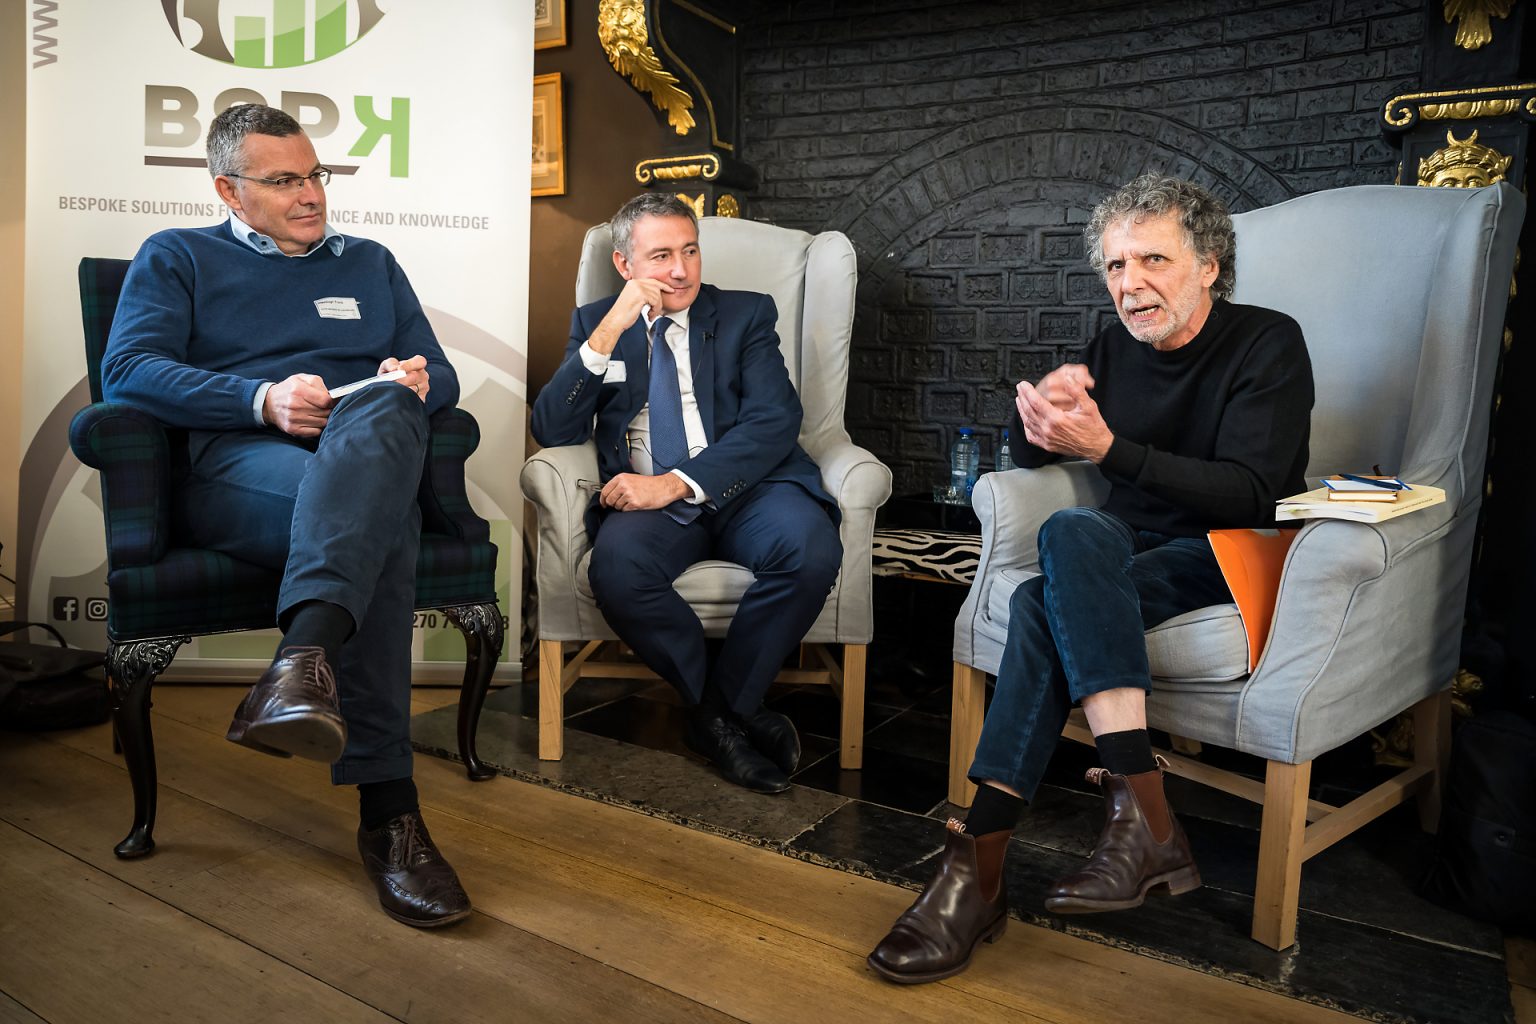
[{"x1": 163, "y1": 0, "x2": 386, "y2": 69}]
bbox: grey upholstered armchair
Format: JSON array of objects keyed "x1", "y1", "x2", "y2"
[
  {"x1": 521, "y1": 216, "x2": 892, "y2": 768},
  {"x1": 948, "y1": 182, "x2": 1524, "y2": 949}
]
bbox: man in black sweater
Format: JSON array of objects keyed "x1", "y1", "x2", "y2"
[{"x1": 869, "y1": 175, "x2": 1313, "y2": 984}]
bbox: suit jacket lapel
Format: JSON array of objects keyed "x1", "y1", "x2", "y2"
[{"x1": 690, "y1": 288, "x2": 718, "y2": 443}]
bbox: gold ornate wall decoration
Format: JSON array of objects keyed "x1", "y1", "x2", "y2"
[
  {"x1": 635, "y1": 153, "x2": 721, "y2": 185},
  {"x1": 1416, "y1": 129, "x2": 1514, "y2": 186},
  {"x1": 1422, "y1": 98, "x2": 1522, "y2": 120},
  {"x1": 1442, "y1": 0, "x2": 1515, "y2": 50},
  {"x1": 715, "y1": 194, "x2": 740, "y2": 218},
  {"x1": 598, "y1": 0, "x2": 697, "y2": 137},
  {"x1": 1383, "y1": 82, "x2": 1536, "y2": 128},
  {"x1": 675, "y1": 192, "x2": 705, "y2": 217}
]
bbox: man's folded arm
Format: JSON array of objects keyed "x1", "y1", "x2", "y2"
[
  {"x1": 529, "y1": 306, "x2": 608, "y2": 447},
  {"x1": 387, "y1": 253, "x2": 458, "y2": 414},
  {"x1": 100, "y1": 239, "x2": 267, "y2": 431}
]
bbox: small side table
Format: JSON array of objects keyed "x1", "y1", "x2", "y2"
[{"x1": 872, "y1": 494, "x2": 983, "y2": 585}]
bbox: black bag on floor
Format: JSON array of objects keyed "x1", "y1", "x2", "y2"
[
  {"x1": 0, "y1": 621, "x2": 110, "y2": 731},
  {"x1": 1420, "y1": 710, "x2": 1536, "y2": 929}
]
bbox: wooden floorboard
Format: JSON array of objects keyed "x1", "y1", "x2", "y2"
[
  {"x1": 0, "y1": 991, "x2": 47, "y2": 1024},
  {"x1": 0, "y1": 819, "x2": 392, "y2": 1024},
  {"x1": 0, "y1": 684, "x2": 1455, "y2": 1023}
]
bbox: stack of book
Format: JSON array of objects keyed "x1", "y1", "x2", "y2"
[{"x1": 1276, "y1": 475, "x2": 1446, "y2": 523}]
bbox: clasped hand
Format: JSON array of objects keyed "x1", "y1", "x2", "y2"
[
  {"x1": 263, "y1": 354, "x2": 431, "y2": 438},
  {"x1": 600, "y1": 472, "x2": 690, "y2": 512},
  {"x1": 1015, "y1": 363, "x2": 1113, "y2": 463}
]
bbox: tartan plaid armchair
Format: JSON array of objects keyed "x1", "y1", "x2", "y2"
[{"x1": 68, "y1": 257, "x2": 503, "y2": 859}]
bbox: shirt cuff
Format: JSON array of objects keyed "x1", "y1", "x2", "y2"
[
  {"x1": 671, "y1": 469, "x2": 707, "y2": 505},
  {"x1": 578, "y1": 341, "x2": 610, "y2": 375},
  {"x1": 253, "y1": 381, "x2": 274, "y2": 426}
]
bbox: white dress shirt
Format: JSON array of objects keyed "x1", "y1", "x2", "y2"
[{"x1": 578, "y1": 305, "x2": 709, "y2": 503}]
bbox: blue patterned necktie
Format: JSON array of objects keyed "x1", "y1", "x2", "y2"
[
  {"x1": 646, "y1": 316, "x2": 688, "y2": 471},
  {"x1": 646, "y1": 316, "x2": 702, "y2": 524}
]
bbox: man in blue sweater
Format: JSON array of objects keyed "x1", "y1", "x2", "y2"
[{"x1": 102, "y1": 104, "x2": 470, "y2": 928}]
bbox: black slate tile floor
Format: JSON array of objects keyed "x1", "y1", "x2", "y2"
[{"x1": 413, "y1": 667, "x2": 1512, "y2": 1024}]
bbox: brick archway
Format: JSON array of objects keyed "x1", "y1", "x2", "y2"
[{"x1": 829, "y1": 106, "x2": 1293, "y2": 493}]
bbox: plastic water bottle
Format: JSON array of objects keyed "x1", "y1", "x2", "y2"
[
  {"x1": 996, "y1": 428, "x2": 1015, "y2": 473},
  {"x1": 950, "y1": 428, "x2": 980, "y2": 504}
]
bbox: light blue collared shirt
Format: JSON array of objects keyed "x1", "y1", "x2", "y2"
[{"x1": 228, "y1": 211, "x2": 346, "y2": 424}]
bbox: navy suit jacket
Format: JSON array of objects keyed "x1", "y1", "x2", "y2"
[{"x1": 531, "y1": 283, "x2": 834, "y2": 530}]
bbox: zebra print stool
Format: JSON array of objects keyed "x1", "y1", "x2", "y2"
[{"x1": 871, "y1": 528, "x2": 982, "y2": 585}]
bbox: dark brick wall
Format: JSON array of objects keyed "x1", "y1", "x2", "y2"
[{"x1": 731, "y1": 0, "x2": 1423, "y2": 494}]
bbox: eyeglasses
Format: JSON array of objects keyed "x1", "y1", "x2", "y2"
[{"x1": 226, "y1": 168, "x2": 332, "y2": 192}]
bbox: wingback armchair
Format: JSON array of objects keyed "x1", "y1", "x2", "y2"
[
  {"x1": 948, "y1": 183, "x2": 1525, "y2": 949},
  {"x1": 68, "y1": 257, "x2": 503, "y2": 860},
  {"x1": 521, "y1": 217, "x2": 892, "y2": 768}
]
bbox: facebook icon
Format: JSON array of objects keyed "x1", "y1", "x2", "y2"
[{"x1": 52, "y1": 596, "x2": 79, "y2": 621}]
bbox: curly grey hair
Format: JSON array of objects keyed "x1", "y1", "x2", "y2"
[
  {"x1": 610, "y1": 192, "x2": 698, "y2": 261},
  {"x1": 1085, "y1": 175, "x2": 1236, "y2": 301},
  {"x1": 206, "y1": 103, "x2": 303, "y2": 178}
]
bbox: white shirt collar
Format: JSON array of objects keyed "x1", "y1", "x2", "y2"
[
  {"x1": 642, "y1": 304, "x2": 690, "y2": 335},
  {"x1": 228, "y1": 209, "x2": 344, "y2": 258}
]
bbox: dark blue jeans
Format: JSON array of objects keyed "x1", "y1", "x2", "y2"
[
  {"x1": 969, "y1": 507, "x2": 1232, "y2": 800},
  {"x1": 587, "y1": 480, "x2": 841, "y2": 716},
  {"x1": 173, "y1": 383, "x2": 428, "y2": 785}
]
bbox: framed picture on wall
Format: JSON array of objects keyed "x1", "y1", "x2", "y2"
[
  {"x1": 531, "y1": 72, "x2": 566, "y2": 197},
  {"x1": 534, "y1": 0, "x2": 567, "y2": 49}
]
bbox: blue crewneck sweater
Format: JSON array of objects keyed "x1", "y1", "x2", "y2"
[{"x1": 102, "y1": 222, "x2": 457, "y2": 431}]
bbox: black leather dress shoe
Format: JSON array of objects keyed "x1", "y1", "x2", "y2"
[
  {"x1": 743, "y1": 708, "x2": 801, "y2": 775},
  {"x1": 225, "y1": 646, "x2": 347, "y2": 763},
  {"x1": 684, "y1": 712, "x2": 792, "y2": 794},
  {"x1": 357, "y1": 810, "x2": 472, "y2": 928}
]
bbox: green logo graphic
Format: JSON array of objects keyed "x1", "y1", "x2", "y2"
[{"x1": 162, "y1": 0, "x2": 386, "y2": 68}]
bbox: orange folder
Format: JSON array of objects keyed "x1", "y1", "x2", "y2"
[{"x1": 1206, "y1": 528, "x2": 1299, "y2": 672}]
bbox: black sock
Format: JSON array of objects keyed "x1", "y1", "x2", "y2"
[
  {"x1": 1095, "y1": 729, "x2": 1157, "y2": 776},
  {"x1": 693, "y1": 679, "x2": 731, "y2": 719},
  {"x1": 280, "y1": 600, "x2": 354, "y2": 666},
  {"x1": 358, "y1": 777, "x2": 419, "y2": 831},
  {"x1": 963, "y1": 782, "x2": 1024, "y2": 836}
]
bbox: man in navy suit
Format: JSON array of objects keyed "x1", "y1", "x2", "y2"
[{"x1": 531, "y1": 193, "x2": 842, "y2": 794}]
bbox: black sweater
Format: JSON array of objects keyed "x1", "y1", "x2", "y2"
[{"x1": 1011, "y1": 300, "x2": 1313, "y2": 537}]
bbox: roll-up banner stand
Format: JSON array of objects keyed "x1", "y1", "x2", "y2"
[{"x1": 20, "y1": 2, "x2": 530, "y2": 682}]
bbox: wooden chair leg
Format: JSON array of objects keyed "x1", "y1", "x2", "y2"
[
  {"x1": 949, "y1": 662, "x2": 986, "y2": 807},
  {"x1": 1252, "y1": 759, "x2": 1311, "y2": 950},
  {"x1": 839, "y1": 644, "x2": 866, "y2": 770},
  {"x1": 443, "y1": 602, "x2": 503, "y2": 782},
  {"x1": 539, "y1": 638, "x2": 565, "y2": 761},
  {"x1": 105, "y1": 636, "x2": 188, "y2": 860},
  {"x1": 1412, "y1": 688, "x2": 1452, "y2": 832}
]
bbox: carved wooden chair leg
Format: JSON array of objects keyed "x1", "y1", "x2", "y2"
[
  {"x1": 443, "y1": 602, "x2": 503, "y2": 782},
  {"x1": 105, "y1": 636, "x2": 187, "y2": 859}
]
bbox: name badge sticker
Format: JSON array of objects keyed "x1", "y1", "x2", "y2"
[
  {"x1": 314, "y1": 297, "x2": 361, "y2": 320},
  {"x1": 603, "y1": 360, "x2": 627, "y2": 384}
]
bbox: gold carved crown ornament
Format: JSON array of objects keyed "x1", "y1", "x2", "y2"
[{"x1": 1417, "y1": 129, "x2": 1513, "y2": 187}]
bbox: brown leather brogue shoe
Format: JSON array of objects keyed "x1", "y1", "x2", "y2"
[
  {"x1": 1045, "y1": 763, "x2": 1201, "y2": 913},
  {"x1": 225, "y1": 645, "x2": 346, "y2": 763},
  {"x1": 358, "y1": 810, "x2": 472, "y2": 928},
  {"x1": 867, "y1": 819, "x2": 1010, "y2": 984}
]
